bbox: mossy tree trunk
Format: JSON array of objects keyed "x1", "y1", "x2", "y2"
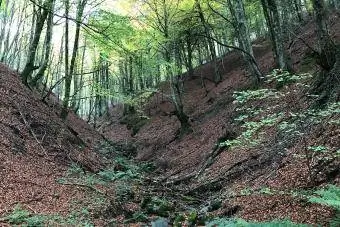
[
  {"x1": 228, "y1": 0, "x2": 263, "y2": 82},
  {"x1": 30, "y1": 1, "x2": 55, "y2": 87},
  {"x1": 21, "y1": 0, "x2": 54, "y2": 86},
  {"x1": 311, "y1": 0, "x2": 336, "y2": 70},
  {"x1": 311, "y1": 0, "x2": 340, "y2": 102}
]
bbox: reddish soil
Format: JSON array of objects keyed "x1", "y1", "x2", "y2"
[
  {"x1": 0, "y1": 14, "x2": 339, "y2": 226},
  {"x1": 0, "y1": 64, "x2": 105, "y2": 221},
  {"x1": 102, "y1": 14, "x2": 340, "y2": 225}
]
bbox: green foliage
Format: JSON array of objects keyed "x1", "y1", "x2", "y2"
[
  {"x1": 172, "y1": 210, "x2": 204, "y2": 227},
  {"x1": 307, "y1": 145, "x2": 328, "y2": 153},
  {"x1": 1, "y1": 204, "x2": 94, "y2": 226},
  {"x1": 330, "y1": 212, "x2": 340, "y2": 227},
  {"x1": 173, "y1": 213, "x2": 186, "y2": 226},
  {"x1": 4, "y1": 204, "x2": 32, "y2": 225},
  {"x1": 87, "y1": 10, "x2": 135, "y2": 54},
  {"x1": 126, "y1": 211, "x2": 149, "y2": 223},
  {"x1": 62, "y1": 209, "x2": 94, "y2": 227},
  {"x1": 220, "y1": 113, "x2": 283, "y2": 148},
  {"x1": 266, "y1": 70, "x2": 312, "y2": 88},
  {"x1": 222, "y1": 70, "x2": 339, "y2": 156},
  {"x1": 233, "y1": 89, "x2": 282, "y2": 104},
  {"x1": 259, "y1": 187, "x2": 274, "y2": 195},
  {"x1": 144, "y1": 196, "x2": 175, "y2": 217},
  {"x1": 309, "y1": 185, "x2": 340, "y2": 209},
  {"x1": 99, "y1": 168, "x2": 138, "y2": 181},
  {"x1": 240, "y1": 188, "x2": 253, "y2": 196},
  {"x1": 206, "y1": 218, "x2": 307, "y2": 227}
]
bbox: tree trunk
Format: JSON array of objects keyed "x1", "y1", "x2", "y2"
[
  {"x1": 60, "y1": 0, "x2": 70, "y2": 119},
  {"x1": 186, "y1": 34, "x2": 194, "y2": 78},
  {"x1": 21, "y1": 0, "x2": 54, "y2": 86},
  {"x1": 311, "y1": 0, "x2": 339, "y2": 103},
  {"x1": 228, "y1": 0, "x2": 263, "y2": 82},
  {"x1": 30, "y1": 1, "x2": 55, "y2": 87},
  {"x1": 195, "y1": 0, "x2": 221, "y2": 84},
  {"x1": 294, "y1": 0, "x2": 303, "y2": 22},
  {"x1": 172, "y1": 42, "x2": 191, "y2": 134},
  {"x1": 261, "y1": 0, "x2": 290, "y2": 70},
  {"x1": 311, "y1": 0, "x2": 336, "y2": 70},
  {"x1": 61, "y1": 0, "x2": 87, "y2": 119}
]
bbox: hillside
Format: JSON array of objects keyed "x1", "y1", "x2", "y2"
[
  {"x1": 0, "y1": 63, "x2": 108, "y2": 224},
  {"x1": 100, "y1": 14, "x2": 340, "y2": 225},
  {"x1": 0, "y1": 13, "x2": 339, "y2": 227}
]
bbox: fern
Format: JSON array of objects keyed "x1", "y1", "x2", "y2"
[
  {"x1": 309, "y1": 185, "x2": 340, "y2": 209},
  {"x1": 206, "y1": 218, "x2": 307, "y2": 227}
]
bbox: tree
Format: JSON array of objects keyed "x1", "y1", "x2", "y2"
[
  {"x1": 21, "y1": 0, "x2": 55, "y2": 86},
  {"x1": 30, "y1": 0, "x2": 55, "y2": 87},
  {"x1": 140, "y1": 0, "x2": 192, "y2": 133},
  {"x1": 61, "y1": 0, "x2": 88, "y2": 119},
  {"x1": 227, "y1": 0, "x2": 262, "y2": 81},
  {"x1": 195, "y1": 0, "x2": 221, "y2": 84},
  {"x1": 260, "y1": 0, "x2": 290, "y2": 70},
  {"x1": 311, "y1": 0, "x2": 336, "y2": 70},
  {"x1": 60, "y1": 0, "x2": 71, "y2": 119},
  {"x1": 311, "y1": 0, "x2": 340, "y2": 102}
]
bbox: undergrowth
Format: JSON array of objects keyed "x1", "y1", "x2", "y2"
[
  {"x1": 215, "y1": 70, "x2": 340, "y2": 226},
  {"x1": 220, "y1": 70, "x2": 339, "y2": 183},
  {"x1": 0, "y1": 204, "x2": 93, "y2": 226}
]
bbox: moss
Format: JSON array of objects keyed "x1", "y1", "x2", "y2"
[{"x1": 120, "y1": 113, "x2": 149, "y2": 136}]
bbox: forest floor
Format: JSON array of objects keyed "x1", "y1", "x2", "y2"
[{"x1": 0, "y1": 14, "x2": 339, "y2": 226}]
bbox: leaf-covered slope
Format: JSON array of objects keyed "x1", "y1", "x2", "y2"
[
  {"x1": 0, "y1": 63, "x2": 104, "y2": 218},
  {"x1": 101, "y1": 14, "x2": 340, "y2": 225}
]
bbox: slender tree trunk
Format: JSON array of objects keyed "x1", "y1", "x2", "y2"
[
  {"x1": 21, "y1": 0, "x2": 54, "y2": 86},
  {"x1": 186, "y1": 34, "x2": 194, "y2": 78},
  {"x1": 261, "y1": 0, "x2": 290, "y2": 70},
  {"x1": 30, "y1": 1, "x2": 55, "y2": 87},
  {"x1": 61, "y1": 0, "x2": 70, "y2": 119},
  {"x1": 72, "y1": 42, "x2": 86, "y2": 111},
  {"x1": 294, "y1": 0, "x2": 303, "y2": 22},
  {"x1": 4, "y1": 3, "x2": 25, "y2": 66},
  {"x1": 1, "y1": 1, "x2": 15, "y2": 62},
  {"x1": 195, "y1": 0, "x2": 221, "y2": 84},
  {"x1": 228, "y1": 0, "x2": 263, "y2": 81},
  {"x1": 0, "y1": 0, "x2": 9, "y2": 56},
  {"x1": 61, "y1": 0, "x2": 87, "y2": 119}
]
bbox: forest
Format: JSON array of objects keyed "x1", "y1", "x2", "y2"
[{"x1": 0, "y1": 0, "x2": 339, "y2": 226}]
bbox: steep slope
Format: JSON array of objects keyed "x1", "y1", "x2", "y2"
[
  {"x1": 0, "y1": 63, "x2": 105, "y2": 219},
  {"x1": 102, "y1": 15, "x2": 340, "y2": 225}
]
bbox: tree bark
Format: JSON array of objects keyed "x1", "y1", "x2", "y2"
[
  {"x1": 61, "y1": 0, "x2": 87, "y2": 119},
  {"x1": 261, "y1": 0, "x2": 290, "y2": 70},
  {"x1": 228, "y1": 0, "x2": 263, "y2": 82},
  {"x1": 60, "y1": 0, "x2": 70, "y2": 119},
  {"x1": 21, "y1": 0, "x2": 54, "y2": 86},
  {"x1": 195, "y1": 0, "x2": 221, "y2": 84},
  {"x1": 311, "y1": 0, "x2": 336, "y2": 70},
  {"x1": 30, "y1": 1, "x2": 55, "y2": 87}
]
